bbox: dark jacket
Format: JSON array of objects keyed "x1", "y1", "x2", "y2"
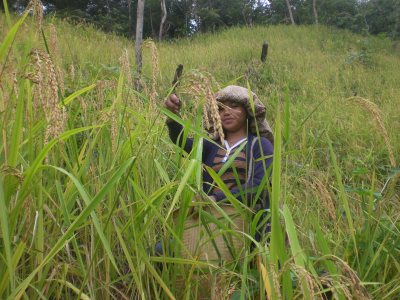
[{"x1": 167, "y1": 121, "x2": 274, "y2": 211}]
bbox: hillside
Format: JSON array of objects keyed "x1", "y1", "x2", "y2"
[{"x1": 1, "y1": 11, "x2": 400, "y2": 300}]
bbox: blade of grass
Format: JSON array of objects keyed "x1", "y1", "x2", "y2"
[
  {"x1": 326, "y1": 131, "x2": 359, "y2": 269},
  {"x1": 11, "y1": 157, "x2": 135, "y2": 300},
  {"x1": 0, "y1": 179, "x2": 14, "y2": 297}
]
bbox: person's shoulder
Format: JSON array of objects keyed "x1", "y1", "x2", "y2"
[{"x1": 253, "y1": 136, "x2": 273, "y2": 153}]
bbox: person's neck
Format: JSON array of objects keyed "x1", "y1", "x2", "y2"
[{"x1": 225, "y1": 129, "x2": 248, "y2": 144}]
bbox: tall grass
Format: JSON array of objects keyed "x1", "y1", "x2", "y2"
[{"x1": 0, "y1": 7, "x2": 399, "y2": 300}]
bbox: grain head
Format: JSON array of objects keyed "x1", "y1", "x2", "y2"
[
  {"x1": 268, "y1": 264, "x2": 282, "y2": 300},
  {"x1": 119, "y1": 48, "x2": 133, "y2": 87},
  {"x1": 142, "y1": 39, "x2": 159, "y2": 107},
  {"x1": 11, "y1": 72, "x2": 19, "y2": 100},
  {"x1": 312, "y1": 176, "x2": 337, "y2": 223},
  {"x1": 344, "y1": 97, "x2": 395, "y2": 167},
  {"x1": 0, "y1": 163, "x2": 24, "y2": 186},
  {"x1": 44, "y1": 124, "x2": 51, "y2": 164},
  {"x1": 34, "y1": 0, "x2": 43, "y2": 36},
  {"x1": 49, "y1": 24, "x2": 59, "y2": 64},
  {"x1": 23, "y1": 196, "x2": 33, "y2": 232},
  {"x1": 69, "y1": 64, "x2": 75, "y2": 80},
  {"x1": 177, "y1": 71, "x2": 224, "y2": 143}
]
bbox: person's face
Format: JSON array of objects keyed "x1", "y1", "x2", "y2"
[{"x1": 218, "y1": 100, "x2": 248, "y2": 133}]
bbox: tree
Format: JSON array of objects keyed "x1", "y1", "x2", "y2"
[
  {"x1": 135, "y1": 0, "x2": 145, "y2": 91},
  {"x1": 285, "y1": 0, "x2": 295, "y2": 25},
  {"x1": 159, "y1": 0, "x2": 167, "y2": 41},
  {"x1": 313, "y1": 0, "x2": 318, "y2": 25}
]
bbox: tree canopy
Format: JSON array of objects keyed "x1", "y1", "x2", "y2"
[{"x1": 3, "y1": 0, "x2": 400, "y2": 40}]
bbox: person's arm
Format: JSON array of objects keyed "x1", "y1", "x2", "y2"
[
  {"x1": 166, "y1": 120, "x2": 195, "y2": 154},
  {"x1": 211, "y1": 138, "x2": 273, "y2": 203}
]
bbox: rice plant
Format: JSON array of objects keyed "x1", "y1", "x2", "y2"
[{"x1": 0, "y1": 5, "x2": 399, "y2": 300}]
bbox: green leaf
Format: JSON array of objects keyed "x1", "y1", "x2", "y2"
[
  {"x1": 11, "y1": 157, "x2": 135, "y2": 300},
  {"x1": 343, "y1": 186, "x2": 382, "y2": 199},
  {"x1": 352, "y1": 167, "x2": 370, "y2": 175},
  {"x1": 0, "y1": 179, "x2": 14, "y2": 296},
  {"x1": 62, "y1": 84, "x2": 97, "y2": 106},
  {"x1": 0, "y1": 10, "x2": 30, "y2": 63}
]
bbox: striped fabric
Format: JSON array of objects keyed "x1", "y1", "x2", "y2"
[{"x1": 211, "y1": 141, "x2": 247, "y2": 195}]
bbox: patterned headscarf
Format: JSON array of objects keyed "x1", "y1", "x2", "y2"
[{"x1": 206, "y1": 85, "x2": 274, "y2": 146}]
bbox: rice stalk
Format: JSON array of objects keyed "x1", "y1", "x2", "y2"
[
  {"x1": 339, "y1": 260, "x2": 371, "y2": 300},
  {"x1": 60, "y1": 106, "x2": 67, "y2": 160},
  {"x1": 25, "y1": 50, "x2": 61, "y2": 139},
  {"x1": 311, "y1": 176, "x2": 337, "y2": 223},
  {"x1": 142, "y1": 39, "x2": 159, "y2": 107},
  {"x1": 11, "y1": 71, "x2": 18, "y2": 100},
  {"x1": 69, "y1": 64, "x2": 75, "y2": 80},
  {"x1": 177, "y1": 71, "x2": 224, "y2": 143},
  {"x1": 214, "y1": 273, "x2": 238, "y2": 300},
  {"x1": 34, "y1": 0, "x2": 43, "y2": 35},
  {"x1": 268, "y1": 264, "x2": 282, "y2": 300},
  {"x1": 50, "y1": 24, "x2": 65, "y2": 96},
  {"x1": 41, "y1": 265, "x2": 60, "y2": 295},
  {"x1": 49, "y1": 24, "x2": 59, "y2": 64},
  {"x1": 291, "y1": 264, "x2": 322, "y2": 300},
  {"x1": 44, "y1": 124, "x2": 51, "y2": 164},
  {"x1": 0, "y1": 163, "x2": 24, "y2": 185},
  {"x1": 119, "y1": 48, "x2": 133, "y2": 87},
  {"x1": 344, "y1": 97, "x2": 395, "y2": 167}
]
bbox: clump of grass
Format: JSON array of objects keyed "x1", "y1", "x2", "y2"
[{"x1": 344, "y1": 96, "x2": 395, "y2": 167}]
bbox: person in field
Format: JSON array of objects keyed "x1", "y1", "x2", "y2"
[{"x1": 164, "y1": 85, "x2": 274, "y2": 242}]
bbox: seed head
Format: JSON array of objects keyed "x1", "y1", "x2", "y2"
[
  {"x1": 177, "y1": 71, "x2": 224, "y2": 143},
  {"x1": 69, "y1": 64, "x2": 75, "y2": 80},
  {"x1": 119, "y1": 48, "x2": 133, "y2": 87},
  {"x1": 49, "y1": 24, "x2": 59, "y2": 64},
  {"x1": 344, "y1": 97, "x2": 395, "y2": 167},
  {"x1": 142, "y1": 39, "x2": 159, "y2": 107},
  {"x1": 34, "y1": 0, "x2": 43, "y2": 36}
]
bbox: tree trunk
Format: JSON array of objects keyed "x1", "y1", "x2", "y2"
[
  {"x1": 312, "y1": 0, "x2": 318, "y2": 25},
  {"x1": 135, "y1": 0, "x2": 145, "y2": 91},
  {"x1": 159, "y1": 0, "x2": 167, "y2": 42},
  {"x1": 193, "y1": 0, "x2": 200, "y2": 32},
  {"x1": 285, "y1": 0, "x2": 295, "y2": 26},
  {"x1": 128, "y1": 0, "x2": 133, "y2": 38}
]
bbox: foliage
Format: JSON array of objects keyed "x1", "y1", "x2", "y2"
[
  {"x1": 2, "y1": 0, "x2": 400, "y2": 40},
  {"x1": 0, "y1": 8, "x2": 399, "y2": 300}
]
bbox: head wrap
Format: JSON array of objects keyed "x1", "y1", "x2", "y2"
[{"x1": 206, "y1": 85, "x2": 274, "y2": 145}]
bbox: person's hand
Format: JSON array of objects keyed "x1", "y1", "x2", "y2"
[
  {"x1": 187, "y1": 195, "x2": 216, "y2": 219},
  {"x1": 164, "y1": 94, "x2": 181, "y2": 121}
]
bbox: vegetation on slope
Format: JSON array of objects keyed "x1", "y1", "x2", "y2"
[{"x1": 0, "y1": 7, "x2": 399, "y2": 300}]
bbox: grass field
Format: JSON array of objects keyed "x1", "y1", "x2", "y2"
[{"x1": 0, "y1": 5, "x2": 400, "y2": 300}]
